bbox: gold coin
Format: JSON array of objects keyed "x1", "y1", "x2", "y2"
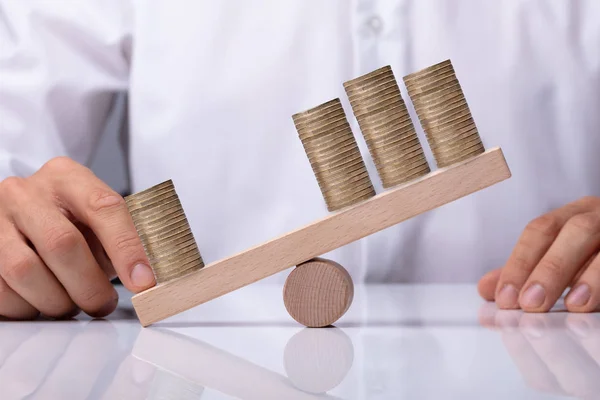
[
  {"x1": 348, "y1": 79, "x2": 399, "y2": 104},
  {"x1": 403, "y1": 60, "x2": 453, "y2": 85},
  {"x1": 407, "y1": 75, "x2": 459, "y2": 98},
  {"x1": 367, "y1": 133, "x2": 421, "y2": 153},
  {"x1": 409, "y1": 82, "x2": 462, "y2": 104},
  {"x1": 125, "y1": 179, "x2": 205, "y2": 284},
  {"x1": 370, "y1": 139, "x2": 423, "y2": 160},
  {"x1": 294, "y1": 98, "x2": 375, "y2": 211},
  {"x1": 435, "y1": 143, "x2": 485, "y2": 168},
  {"x1": 345, "y1": 66, "x2": 429, "y2": 189},
  {"x1": 343, "y1": 65, "x2": 394, "y2": 90},
  {"x1": 427, "y1": 124, "x2": 478, "y2": 145},
  {"x1": 124, "y1": 180, "x2": 175, "y2": 203}
]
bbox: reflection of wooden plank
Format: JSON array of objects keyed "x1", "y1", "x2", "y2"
[
  {"x1": 133, "y1": 329, "x2": 342, "y2": 400},
  {"x1": 133, "y1": 147, "x2": 511, "y2": 326}
]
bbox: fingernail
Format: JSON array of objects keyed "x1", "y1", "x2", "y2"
[
  {"x1": 521, "y1": 284, "x2": 546, "y2": 309},
  {"x1": 566, "y1": 284, "x2": 591, "y2": 307},
  {"x1": 496, "y1": 284, "x2": 519, "y2": 309},
  {"x1": 131, "y1": 264, "x2": 155, "y2": 288}
]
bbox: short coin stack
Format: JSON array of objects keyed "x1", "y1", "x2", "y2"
[
  {"x1": 403, "y1": 59, "x2": 484, "y2": 168},
  {"x1": 344, "y1": 66, "x2": 430, "y2": 188},
  {"x1": 125, "y1": 180, "x2": 204, "y2": 284},
  {"x1": 292, "y1": 99, "x2": 376, "y2": 212}
]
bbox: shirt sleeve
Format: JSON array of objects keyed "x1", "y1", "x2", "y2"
[{"x1": 0, "y1": 0, "x2": 132, "y2": 179}]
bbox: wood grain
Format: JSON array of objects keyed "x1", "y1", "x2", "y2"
[
  {"x1": 283, "y1": 258, "x2": 354, "y2": 328},
  {"x1": 132, "y1": 147, "x2": 511, "y2": 326}
]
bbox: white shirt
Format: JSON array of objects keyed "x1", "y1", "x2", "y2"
[{"x1": 1, "y1": 0, "x2": 599, "y2": 283}]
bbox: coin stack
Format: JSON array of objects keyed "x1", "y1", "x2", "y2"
[
  {"x1": 403, "y1": 59, "x2": 485, "y2": 168},
  {"x1": 343, "y1": 66, "x2": 430, "y2": 188},
  {"x1": 292, "y1": 99, "x2": 376, "y2": 212},
  {"x1": 125, "y1": 179, "x2": 204, "y2": 284}
]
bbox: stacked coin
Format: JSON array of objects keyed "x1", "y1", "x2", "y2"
[
  {"x1": 292, "y1": 99, "x2": 376, "y2": 212},
  {"x1": 125, "y1": 179, "x2": 204, "y2": 284},
  {"x1": 403, "y1": 59, "x2": 485, "y2": 168},
  {"x1": 344, "y1": 66, "x2": 430, "y2": 188}
]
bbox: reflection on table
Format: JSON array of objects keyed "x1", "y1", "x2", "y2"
[
  {"x1": 135, "y1": 326, "x2": 353, "y2": 399},
  {"x1": 479, "y1": 302, "x2": 600, "y2": 400},
  {"x1": 0, "y1": 284, "x2": 598, "y2": 399},
  {"x1": 0, "y1": 321, "x2": 354, "y2": 399}
]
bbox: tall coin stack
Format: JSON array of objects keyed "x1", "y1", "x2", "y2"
[
  {"x1": 292, "y1": 99, "x2": 376, "y2": 212},
  {"x1": 344, "y1": 66, "x2": 430, "y2": 188},
  {"x1": 403, "y1": 59, "x2": 485, "y2": 168},
  {"x1": 125, "y1": 180, "x2": 204, "y2": 284}
]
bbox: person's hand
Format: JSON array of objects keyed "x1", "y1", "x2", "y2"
[
  {"x1": 0, "y1": 157, "x2": 155, "y2": 320},
  {"x1": 478, "y1": 196, "x2": 600, "y2": 313}
]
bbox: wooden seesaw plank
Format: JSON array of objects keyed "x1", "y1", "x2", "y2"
[{"x1": 132, "y1": 147, "x2": 511, "y2": 326}]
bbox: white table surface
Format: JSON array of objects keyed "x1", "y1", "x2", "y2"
[{"x1": 0, "y1": 284, "x2": 598, "y2": 400}]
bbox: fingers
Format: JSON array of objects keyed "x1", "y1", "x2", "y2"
[
  {"x1": 35, "y1": 158, "x2": 155, "y2": 293},
  {"x1": 0, "y1": 276, "x2": 38, "y2": 320},
  {"x1": 0, "y1": 218, "x2": 76, "y2": 319},
  {"x1": 0, "y1": 278, "x2": 39, "y2": 320},
  {"x1": 566, "y1": 253, "x2": 600, "y2": 312},
  {"x1": 477, "y1": 268, "x2": 501, "y2": 301},
  {"x1": 3, "y1": 182, "x2": 118, "y2": 318},
  {"x1": 518, "y1": 212, "x2": 600, "y2": 312},
  {"x1": 495, "y1": 197, "x2": 600, "y2": 311},
  {"x1": 79, "y1": 224, "x2": 117, "y2": 280},
  {"x1": 0, "y1": 177, "x2": 118, "y2": 318}
]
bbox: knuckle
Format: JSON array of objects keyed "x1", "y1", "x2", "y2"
[
  {"x1": 87, "y1": 189, "x2": 125, "y2": 215},
  {"x1": 580, "y1": 195, "x2": 600, "y2": 208},
  {"x1": 42, "y1": 156, "x2": 77, "y2": 173},
  {"x1": 567, "y1": 213, "x2": 600, "y2": 234},
  {"x1": 510, "y1": 252, "x2": 534, "y2": 273},
  {"x1": 114, "y1": 231, "x2": 143, "y2": 255},
  {"x1": 44, "y1": 227, "x2": 82, "y2": 254},
  {"x1": 539, "y1": 255, "x2": 566, "y2": 280},
  {"x1": 0, "y1": 176, "x2": 27, "y2": 198},
  {"x1": 526, "y1": 215, "x2": 562, "y2": 237},
  {"x1": 2, "y1": 254, "x2": 36, "y2": 282}
]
